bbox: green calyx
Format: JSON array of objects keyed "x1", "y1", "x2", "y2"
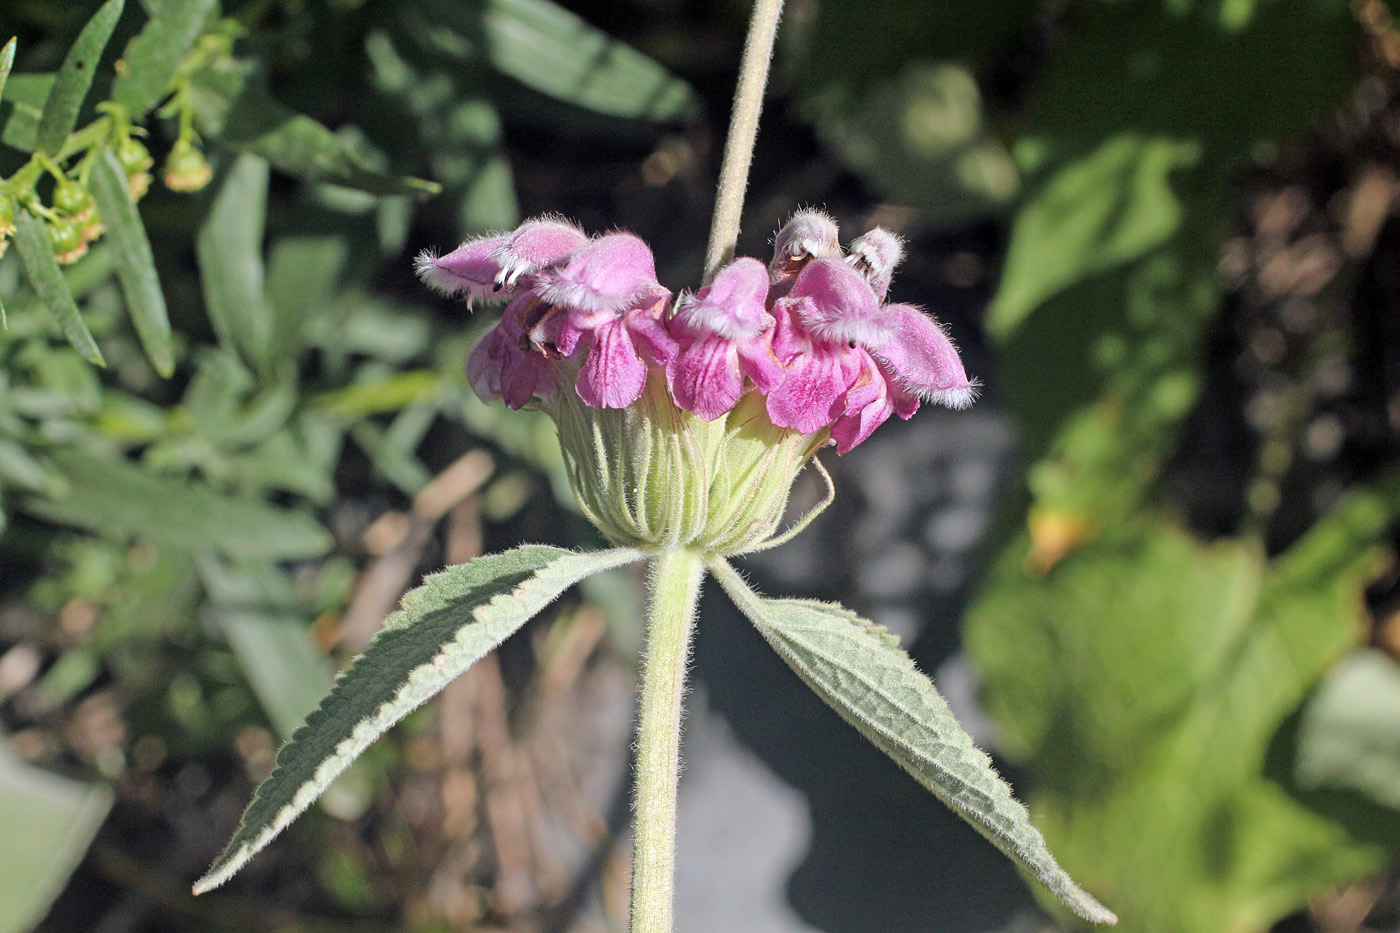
[{"x1": 550, "y1": 375, "x2": 828, "y2": 555}]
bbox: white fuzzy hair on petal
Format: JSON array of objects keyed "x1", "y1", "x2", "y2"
[
  {"x1": 415, "y1": 248, "x2": 469, "y2": 296},
  {"x1": 794, "y1": 299, "x2": 894, "y2": 347},
  {"x1": 921, "y1": 382, "x2": 980, "y2": 409},
  {"x1": 674, "y1": 294, "x2": 770, "y2": 341}
]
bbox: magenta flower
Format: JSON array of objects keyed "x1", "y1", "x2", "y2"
[
  {"x1": 423, "y1": 211, "x2": 974, "y2": 451},
  {"x1": 666, "y1": 257, "x2": 783, "y2": 421},
  {"x1": 766, "y1": 249, "x2": 975, "y2": 453}
]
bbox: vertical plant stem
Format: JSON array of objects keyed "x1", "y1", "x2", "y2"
[
  {"x1": 703, "y1": 0, "x2": 786, "y2": 282},
  {"x1": 629, "y1": 547, "x2": 705, "y2": 933}
]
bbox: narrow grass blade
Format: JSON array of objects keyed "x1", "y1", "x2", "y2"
[
  {"x1": 89, "y1": 149, "x2": 174, "y2": 376},
  {"x1": 12, "y1": 210, "x2": 104, "y2": 366},
  {"x1": 36, "y1": 0, "x2": 124, "y2": 154}
]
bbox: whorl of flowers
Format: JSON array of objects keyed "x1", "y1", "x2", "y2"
[{"x1": 417, "y1": 209, "x2": 976, "y2": 455}]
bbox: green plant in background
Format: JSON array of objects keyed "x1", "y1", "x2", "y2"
[{"x1": 0, "y1": 1, "x2": 699, "y2": 929}]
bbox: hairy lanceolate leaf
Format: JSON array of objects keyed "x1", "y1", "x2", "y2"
[
  {"x1": 708, "y1": 558, "x2": 1117, "y2": 926},
  {"x1": 12, "y1": 210, "x2": 105, "y2": 366},
  {"x1": 35, "y1": 0, "x2": 124, "y2": 154},
  {"x1": 111, "y1": 0, "x2": 218, "y2": 118},
  {"x1": 89, "y1": 150, "x2": 175, "y2": 376},
  {"x1": 188, "y1": 56, "x2": 439, "y2": 199},
  {"x1": 197, "y1": 154, "x2": 273, "y2": 374},
  {"x1": 193, "y1": 544, "x2": 644, "y2": 895}
]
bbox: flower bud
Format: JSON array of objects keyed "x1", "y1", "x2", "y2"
[
  {"x1": 163, "y1": 140, "x2": 212, "y2": 193},
  {"x1": 117, "y1": 138, "x2": 154, "y2": 201},
  {"x1": 51, "y1": 220, "x2": 87, "y2": 265}
]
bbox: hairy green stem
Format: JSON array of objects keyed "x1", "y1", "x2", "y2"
[
  {"x1": 629, "y1": 548, "x2": 705, "y2": 933},
  {"x1": 702, "y1": 0, "x2": 786, "y2": 282}
]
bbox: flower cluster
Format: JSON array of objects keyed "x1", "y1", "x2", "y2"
[{"x1": 417, "y1": 209, "x2": 975, "y2": 455}]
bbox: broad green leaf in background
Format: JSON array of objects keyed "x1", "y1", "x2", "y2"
[
  {"x1": 11, "y1": 210, "x2": 105, "y2": 366},
  {"x1": 193, "y1": 544, "x2": 645, "y2": 894},
  {"x1": 987, "y1": 134, "x2": 1200, "y2": 338},
  {"x1": 88, "y1": 150, "x2": 174, "y2": 377},
  {"x1": 187, "y1": 56, "x2": 440, "y2": 199},
  {"x1": 111, "y1": 0, "x2": 218, "y2": 119},
  {"x1": 21, "y1": 447, "x2": 332, "y2": 560},
  {"x1": 1294, "y1": 649, "x2": 1400, "y2": 812},
  {"x1": 35, "y1": 0, "x2": 124, "y2": 155},
  {"x1": 0, "y1": 745, "x2": 112, "y2": 933},
  {"x1": 965, "y1": 472, "x2": 1400, "y2": 931},
  {"x1": 707, "y1": 558, "x2": 1117, "y2": 926},
  {"x1": 197, "y1": 154, "x2": 273, "y2": 374}
]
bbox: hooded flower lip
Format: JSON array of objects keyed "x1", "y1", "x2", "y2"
[
  {"x1": 846, "y1": 226, "x2": 904, "y2": 301},
  {"x1": 414, "y1": 215, "x2": 589, "y2": 304},
  {"x1": 536, "y1": 232, "x2": 667, "y2": 316},
  {"x1": 667, "y1": 257, "x2": 783, "y2": 421},
  {"x1": 769, "y1": 209, "x2": 842, "y2": 287}
]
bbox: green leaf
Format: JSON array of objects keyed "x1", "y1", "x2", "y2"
[
  {"x1": 88, "y1": 150, "x2": 174, "y2": 377},
  {"x1": 192, "y1": 544, "x2": 644, "y2": 894},
  {"x1": 0, "y1": 36, "x2": 17, "y2": 105},
  {"x1": 35, "y1": 0, "x2": 124, "y2": 154},
  {"x1": 988, "y1": 134, "x2": 1199, "y2": 338},
  {"x1": 1295, "y1": 650, "x2": 1400, "y2": 812},
  {"x1": 0, "y1": 73, "x2": 51, "y2": 151},
  {"x1": 21, "y1": 446, "x2": 332, "y2": 560},
  {"x1": 965, "y1": 476, "x2": 1400, "y2": 931},
  {"x1": 196, "y1": 154, "x2": 272, "y2": 373},
  {"x1": 187, "y1": 56, "x2": 439, "y2": 198},
  {"x1": 11, "y1": 210, "x2": 105, "y2": 366},
  {"x1": 0, "y1": 745, "x2": 112, "y2": 933},
  {"x1": 111, "y1": 0, "x2": 218, "y2": 118},
  {"x1": 708, "y1": 558, "x2": 1117, "y2": 926}
]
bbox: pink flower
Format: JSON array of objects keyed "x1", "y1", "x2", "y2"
[
  {"x1": 766, "y1": 253, "x2": 975, "y2": 453},
  {"x1": 769, "y1": 209, "x2": 841, "y2": 293},
  {"x1": 666, "y1": 258, "x2": 783, "y2": 421}
]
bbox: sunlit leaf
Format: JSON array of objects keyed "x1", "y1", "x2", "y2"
[
  {"x1": 1295, "y1": 649, "x2": 1400, "y2": 812},
  {"x1": 0, "y1": 746, "x2": 112, "y2": 933},
  {"x1": 193, "y1": 544, "x2": 645, "y2": 894},
  {"x1": 88, "y1": 150, "x2": 174, "y2": 377},
  {"x1": 21, "y1": 447, "x2": 332, "y2": 560},
  {"x1": 111, "y1": 0, "x2": 218, "y2": 118},
  {"x1": 35, "y1": 0, "x2": 124, "y2": 155},
  {"x1": 197, "y1": 154, "x2": 273, "y2": 374},
  {"x1": 11, "y1": 210, "x2": 105, "y2": 366},
  {"x1": 709, "y1": 558, "x2": 1117, "y2": 926},
  {"x1": 0, "y1": 36, "x2": 18, "y2": 106},
  {"x1": 187, "y1": 56, "x2": 440, "y2": 198}
]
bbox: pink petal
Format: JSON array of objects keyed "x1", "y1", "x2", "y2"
[
  {"x1": 668, "y1": 334, "x2": 743, "y2": 421},
  {"x1": 538, "y1": 233, "x2": 666, "y2": 314},
  {"x1": 415, "y1": 233, "x2": 510, "y2": 301},
  {"x1": 783, "y1": 259, "x2": 891, "y2": 347},
  {"x1": 770, "y1": 209, "x2": 842, "y2": 285},
  {"x1": 764, "y1": 346, "x2": 854, "y2": 434},
  {"x1": 576, "y1": 319, "x2": 648, "y2": 408},
  {"x1": 492, "y1": 216, "x2": 588, "y2": 285},
  {"x1": 869, "y1": 304, "x2": 977, "y2": 409},
  {"x1": 673, "y1": 257, "x2": 772, "y2": 341},
  {"x1": 830, "y1": 352, "x2": 894, "y2": 453},
  {"x1": 846, "y1": 227, "x2": 904, "y2": 300},
  {"x1": 626, "y1": 301, "x2": 679, "y2": 366},
  {"x1": 736, "y1": 337, "x2": 785, "y2": 392}
]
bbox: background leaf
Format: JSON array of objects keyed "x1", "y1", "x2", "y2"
[
  {"x1": 35, "y1": 0, "x2": 124, "y2": 155},
  {"x1": 111, "y1": 0, "x2": 218, "y2": 118},
  {"x1": 88, "y1": 149, "x2": 174, "y2": 376},
  {"x1": 196, "y1": 153, "x2": 273, "y2": 374},
  {"x1": 1294, "y1": 649, "x2": 1400, "y2": 812},
  {"x1": 11, "y1": 210, "x2": 105, "y2": 366}
]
